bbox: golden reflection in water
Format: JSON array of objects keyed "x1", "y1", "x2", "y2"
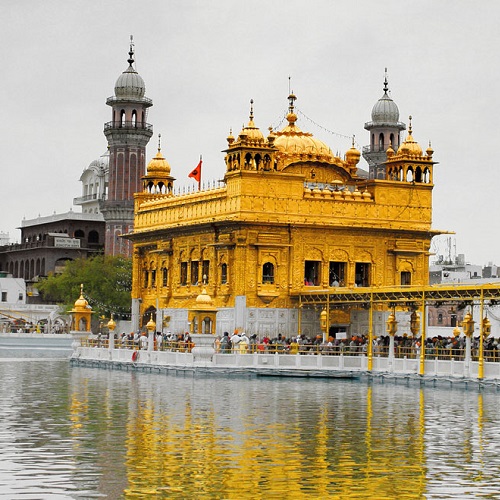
[
  {"x1": 120, "y1": 384, "x2": 430, "y2": 499},
  {"x1": 477, "y1": 392, "x2": 484, "y2": 482}
]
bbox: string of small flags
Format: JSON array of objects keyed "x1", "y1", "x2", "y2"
[{"x1": 295, "y1": 108, "x2": 362, "y2": 149}]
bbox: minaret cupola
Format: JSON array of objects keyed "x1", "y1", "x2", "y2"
[
  {"x1": 224, "y1": 100, "x2": 277, "y2": 174},
  {"x1": 385, "y1": 116, "x2": 435, "y2": 184},
  {"x1": 142, "y1": 134, "x2": 175, "y2": 195},
  {"x1": 363, "y1": 70, "x2": 406, "y2": 179}
]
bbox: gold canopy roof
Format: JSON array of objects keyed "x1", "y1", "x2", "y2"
[{"x1": 273, "y1": 93, "x2": 335, "y2": 165}]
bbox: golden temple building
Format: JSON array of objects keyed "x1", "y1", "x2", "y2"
[{"x1": 126, "y1": 78, "x2": 440, "y2": 338}]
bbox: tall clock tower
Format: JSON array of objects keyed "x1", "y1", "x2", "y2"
[{"x1": 101, "y1": 38, "x2": 153, "y2": 256}]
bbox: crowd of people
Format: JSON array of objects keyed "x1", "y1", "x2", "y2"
[{"x1": 89, "y1": 330, "x2": 500, "y2": 361}]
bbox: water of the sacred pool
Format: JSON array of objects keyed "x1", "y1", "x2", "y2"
[{"x1": 1, "y1": 357, "x2": 499, "y2": 499}]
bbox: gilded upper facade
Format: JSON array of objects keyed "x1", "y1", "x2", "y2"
[{"x1": 126, "y1": 82, "x2": 440, "y2": 334}]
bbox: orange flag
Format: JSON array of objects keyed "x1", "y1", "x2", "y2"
[{"x1": 188, "y1": 159, "x2": 202, "y2": 183}]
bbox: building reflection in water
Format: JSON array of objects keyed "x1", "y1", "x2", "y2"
[{"x1": 66, "y1": 368, "x2": 500, "y2": 499}]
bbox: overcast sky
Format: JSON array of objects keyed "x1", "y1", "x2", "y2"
[{"x1": 2, "y1": 1, "x2": 499, "y2": 265}]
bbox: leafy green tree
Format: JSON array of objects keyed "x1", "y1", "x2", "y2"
[{"x1": 37, "y1": 255, "x2": 132, "y2": 319}]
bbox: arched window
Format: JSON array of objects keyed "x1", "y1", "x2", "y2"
[
  {"x1": 162, "y1": 267, "x2": 168, "y2": 287},
  {"x1": 255, "y1": 153, "x2": 262, "y2": 170},
  {"x1": 244, "y1": 153, "x2": 252, "y2": 169},
  {"x1": 131, "y1": 110, "x2": 137, "y2": 127},
  {"x1": 221, "y1": 263, "x2": 228, "y2": 284},
  {"x1": 263, "y1": 154, "x2": 271, "y2": 171},
  {"x1": 401, "y1": 271, "x2": 411, "y2": 286},
  {"x1": 423, "y1": 167, "x2": 431, "y2": 183},
  {"x1": 406, "y1": 167, "x2": 414, "y2": 182},
  {"x1": 262, "y1": 262, "x2": 274, "y2": 284},
  {"x1": 120, "y1": 110, "x2": 126, "y2": 127},
  {"x1": 378, "y1": 133, "x2": 384, "y2": 151},
  {"x1": 74, "y1": 229, "x2": 85, "y2": 239},
  {"x1": 415, "y1": 166, "x2": 422, "y2": 183}
]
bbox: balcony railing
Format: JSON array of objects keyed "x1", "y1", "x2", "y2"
[
  {"x1": 104, "y1": 121, "x2": 153, "y2": 132},
  {"x1": 73, "y1": 193, "x2": 99, "y2": 205},
  {"x1": 106, "y1": 95, "x2": 153, "y2": 106}
]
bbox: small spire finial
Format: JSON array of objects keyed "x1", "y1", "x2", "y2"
[
  {"x1": 383, "y1": 67, "x2": 389, "y2": 93},
  {"x1": 288, "y1": 91, "x2": 296, "y2": 113},
  {"x1": 408, "y1": 115, "x2": 413, "y2": 134},
  {"x1": 352, "y1": 134, "x2": 356, "y2": 147},
  {"x1": 157, "y1": 133, "x2": 161, "y2": 152},
  {"x1": 128, "y1": 35, "x2": 135, "y2": 66},
  {"x1": 249, "y1": 99, "x2": 254, "y2": 121}
]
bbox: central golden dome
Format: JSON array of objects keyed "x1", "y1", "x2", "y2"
[{"x1": 273, "y1": 93, "x2": 334, "y2": 166}]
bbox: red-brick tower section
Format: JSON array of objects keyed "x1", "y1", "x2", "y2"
[{"x1": 101, "y1": 38, "x2": 153, "y2": 257}]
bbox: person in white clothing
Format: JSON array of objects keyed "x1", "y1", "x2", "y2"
[
  {"x1": 230, "y1": 331, "x2": 241, "y2": 352},
  {"x1": 239, "y1": 331, "x2": 249, "y2": 353}
]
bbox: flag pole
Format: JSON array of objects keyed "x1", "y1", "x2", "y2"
[{"x1": 198, "y1": 155, "x2": 202, "y2": 191}]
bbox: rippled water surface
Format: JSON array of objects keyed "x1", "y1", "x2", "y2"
[{"x1": 1, "y1": 358, "x2": 500, "y2": 499}]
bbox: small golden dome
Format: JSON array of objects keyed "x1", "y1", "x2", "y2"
[
  {"x1": 267, "y1": 126, "x2": 276, "y2": 145},
  {"x1": 146, "y1": 314, "x2": 156, "y2": 332},
  {"x1": 73, "y1": 284, "x2": 90, "y2": 310},
  {"x1": 226, "y1": 128, "x2": 235, "y2": 145},
  {"x1": 196, "y1": 288, "x2": 213, "y2": 306},
  {"x1": 237, "y1": 99, "x2": 265, "y2": 143},
  {"x1": 146, "y1": 135, "x2": 171, "y2": 174},
  {"x1": 397, "y1": 116, "x2": 422, "y2": 156},
  {"x1": 426, "y1": 141, "x2": 434, "y2": 158},
  {"x1": 345, "y1": 137, "x2": 361, "y2": 164}
]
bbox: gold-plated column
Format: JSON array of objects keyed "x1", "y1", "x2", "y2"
[
  {"x1": 418, "y1": 291, "x2": 426, "y2": 376},
  {"x1": 478, "y1": 289, "x2": 485, "y2": 380},
  {"x1": 298, "y1": 299, "x2": 302, "y2": 338},
  {"x1": 367, "y1": 292, "x2": 374, "y2": 371}
]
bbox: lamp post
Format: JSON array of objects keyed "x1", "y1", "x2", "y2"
[
  {"x1": 479, "y1": 315, "x2": 491, "y2": 379},
  {"x1": 462, "y1": 309, "x2": 474, "y2": 378},
  {"x1": 320, "y1": 309, "x2": 328, "y2": 343},
  {"x1": 146, "y1": 314, "x2": 156, "y2": 353},
  {"x1": 107, "y1": 315, "x2": 116, "y2": 352},
  {"x1": 410, "y1": 311, "x2": 420, "y2": 338},
  {"x1": 386, "y1": 310, "x2": 397, "y2": 372}
]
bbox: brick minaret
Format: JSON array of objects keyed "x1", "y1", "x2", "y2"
[{"x1": 101, "y1": 37, "x2": 153, "y2": 256}]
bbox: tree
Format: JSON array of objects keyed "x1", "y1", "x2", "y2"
[{"x1": 37, "y1": 255, "x2": 132, "y2": 319}]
